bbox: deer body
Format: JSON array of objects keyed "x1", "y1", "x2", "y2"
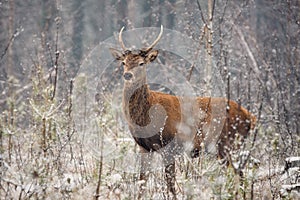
[
  {"x1": 124, "y1": 83, "x2": 254, "y2": 158},
  {"x1": 110, "y1": 26, "x2": 256, "y2": 198}
]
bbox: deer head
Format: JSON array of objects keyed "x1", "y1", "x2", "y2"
[{"x1": 110, "y1": 26, "x2": 163, "y2": 83}]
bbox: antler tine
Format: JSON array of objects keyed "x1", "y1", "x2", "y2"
[
  {"x1": 146, "y1": 25, "x2": 163, "y2": 52},
  {"x1": 118, "y1": 26, "x2": 127, "y2": 50}
]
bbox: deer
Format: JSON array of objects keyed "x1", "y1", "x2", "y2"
[{"x1": 109, "y1": 25, "x2": 256, "y2": 199}]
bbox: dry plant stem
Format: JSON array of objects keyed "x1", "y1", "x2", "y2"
[
  {"x1": 197, "y1": 0, "x2": 216, "y2": 95},
  {"x1": 6, "y1": 0, "x2": 15, "y2": 166},
  {"x1": 207, "y1": 0, "x2": 214, "y2": 56},
  {"x1": 187, "y1": 29, "x2": 205, "y2": 82},
  {"x1": 95, "y1": 126, "x2": 104, "y2": 199},
  {"x1": 8, "y1": 102, "x2": 15, "y2": 165},
  {"x1": 50, "y1": 20, "x2": 60, "y2": 101},
  {"x1": 7, "y1": 0, "x2": 14, "y2": 75},
  {"x1": 0, "y1": 119, "x2": 3, "y2": 158},
  {"x1": 205, "y1": 0, "x2": 215, "y2": 95},
  {"x1": 67, "y1": 79, "x2": 75, "y2": 160}
]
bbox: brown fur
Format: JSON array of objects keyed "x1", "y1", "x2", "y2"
[{"x1": 125, "y1": 84, "x2": 256, "y2": 159}]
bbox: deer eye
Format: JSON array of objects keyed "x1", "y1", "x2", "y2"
[
  {"x1": 121, "y1": 61, "x2": 125, "y2": 66},
  {"x1": 139, "y1": 62, "x2": 144, "y2": 66}
]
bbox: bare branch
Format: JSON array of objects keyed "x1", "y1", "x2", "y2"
[{"x1": 197, "y1": 0, "x2": 207, "y2": 25}]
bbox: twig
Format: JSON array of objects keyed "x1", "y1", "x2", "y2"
[
  {"x1": 196, "y1": 0, "x2": 207, "y2": 25},
  {"x1": 233, "y1": 25, "x2": 263, "y2": 86},
  {"x1": 1, "y1": 34, "x2": 14, "y2": 61},
  {"x1": 50, "y1": 17, "x2": 60, "y2": 101}
]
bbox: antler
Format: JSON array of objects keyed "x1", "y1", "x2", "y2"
[
  {"x1": 118, "y1": 27, "x2": 126, "y2": 50},
  {"x1": 145, "y1": 25, "x2": 163, "y2": 52},
  {"x1": 118, "y1": 25, "x2": 163, "y2": 52}
]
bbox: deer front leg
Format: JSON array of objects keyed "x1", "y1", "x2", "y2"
[
  {"x1": 138, "y1": 147, "x2": 152, "y2": 198},
  {"x1": 165, "y1": 162, "x2": 176, "y2": 195},
  {"x1": 163, "y1": 156, "x2": 177, "y2": 199}
]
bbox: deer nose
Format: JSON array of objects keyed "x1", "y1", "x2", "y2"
[{"x1": 123, "y1": 72, "x2": 133, "y2": 80}]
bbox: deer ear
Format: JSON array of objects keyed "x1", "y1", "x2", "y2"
[
  {"x1": 146, "y1": 50, "x2": 158, "y2": 63},
  {"x1": 109, "y1": 48, "x2": 124, "y2": 60}
]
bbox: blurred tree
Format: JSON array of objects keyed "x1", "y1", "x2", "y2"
[{"x1": 70, "y1": 0, "x2": 84, "y2": 78}]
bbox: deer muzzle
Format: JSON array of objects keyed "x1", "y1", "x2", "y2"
[{"x1": 123, "y1": 72, "x2": 133, "y2": 81}]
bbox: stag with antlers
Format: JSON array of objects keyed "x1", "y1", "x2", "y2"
[{"x1": 109, "y1": 26, "x2": 256, "y2": 199}]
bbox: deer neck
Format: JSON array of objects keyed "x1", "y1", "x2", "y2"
[{"x1": 122, "y1": 79, "x2": 152, "y2": 127}]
